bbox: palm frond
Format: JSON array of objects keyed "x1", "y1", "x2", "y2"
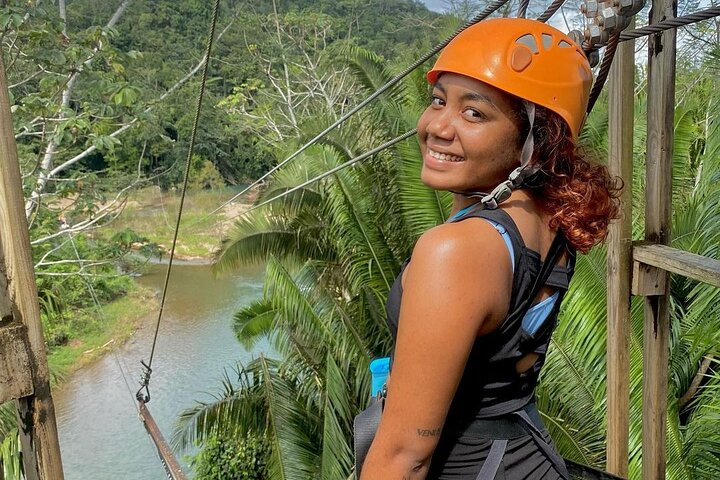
[
  {"x1": 233, "y1": 298, "x2": 278, "y2": 350},
  {"x1": 319, "y1": 353, "x2": 354, "y2": 479}
]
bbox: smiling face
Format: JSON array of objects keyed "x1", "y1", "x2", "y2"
[{"x1": 418, "y1": 73, "x2": 524, "y2": 194}]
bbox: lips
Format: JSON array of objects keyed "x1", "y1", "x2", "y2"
[{"x1": 427, "y1": 148, "x2": 464, "y2": 162}]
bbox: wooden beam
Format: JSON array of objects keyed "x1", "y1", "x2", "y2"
[
  {"x1": 633, "y1": 243, "x2": 720, "y2": 288},
  {"x1": 606, "y1": 16, "x2": 634, "y2": 477},
  {"x1": 0, "y1": 49, "x2": 65, "y2": 480},
  {"x1": 138, "y1": 402, "x2": 187, "y2": 480},
  {"x1": 0, "y1": 323, "x2": 34, "y2": 403},
  {"x1": 632, "y1": 260, "x2": 666, "y2": 296},
  {"x1": 1, "y1": 261, "x2": 34, "y2": 403},
  {"x1": 642, "y1": 0, "x2": 676, "y2": 478}
]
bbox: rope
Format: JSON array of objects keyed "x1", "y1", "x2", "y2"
[
  {"x1": 226, "y1": 129, "x2": 417, "y2": 221},
  {"x1": 587, "y1": 32, "x2": 620, "y2": 114},
  {"x1": 209, "y1": 7, "x2": 720, "y2": 229},
  {"x1": 205, "y1": 0, "x2": 511, "y2": 218},
  {"x1": 136, "y1": 0, "x2": 221, "y2": 404},
  {"x1": 619, "y1": 7, "x2": 720, "y2": 41},
  {"x1": 518, "y1": 0, "x2": 530, "y2": 18},
  {"x1": 536, "y1": 0, "x2": 566, "y2": 23}
]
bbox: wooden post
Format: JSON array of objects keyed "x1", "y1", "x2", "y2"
[
  {"x1": 606, "y1": 16, "x2": 634, "y2": 478},
  {"x1": 641, "y1": 0, "x2": 676, "y2": 478},
  {"x1": 0, "y1": 49, "x2": 65, "y2": 479}
]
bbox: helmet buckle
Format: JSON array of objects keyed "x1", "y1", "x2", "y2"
[{"x1": 481, "y1": 180, "x2": 513, "y2": 209}]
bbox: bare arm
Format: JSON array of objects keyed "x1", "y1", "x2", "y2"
[{"x1": 360, "y1": 219, "x2": 512, "y2": 479}]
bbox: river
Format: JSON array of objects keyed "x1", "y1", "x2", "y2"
[{"x1": 54, "y1": 262, "x2": 267, "y2": 480}]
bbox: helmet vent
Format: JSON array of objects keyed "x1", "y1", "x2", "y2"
[
  {"x1": 542, "y1": 33, "x2": 553, "y2": 50},
  {"x1": 516, "y1": 34, "x2": 539, "y2": 54},
  {"x1": 558, "y1": 40, "x2": 572, "y2": 48}
]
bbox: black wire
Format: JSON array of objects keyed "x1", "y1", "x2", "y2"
[
  {"x1": 587, "y1": 32, "x2": 620, "y2": 114},
  {"x1": 619, "y1": 7, "x2": 720, "y2": 41},
  {"x1": 226, "y1": 129, "x2": 418, "y2": 222},
  {"x1": 205, "y1": 0, "x2": 512, "y2": 218},
  {"x1": 518, "y1": 0, "x2": 530, "y2": 18},
  {"x1": 137, "y1": 0, "x2": 221, "y2": 402}
]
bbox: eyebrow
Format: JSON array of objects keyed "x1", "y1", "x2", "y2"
[{"x1": 434, "y1": 81, "x2": 499, "y2": 111}]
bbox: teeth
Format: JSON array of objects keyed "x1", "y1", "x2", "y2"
[{"x1": 428, "y1": 149, "x2": 464, "y2": 162}]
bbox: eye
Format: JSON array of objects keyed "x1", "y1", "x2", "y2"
[
  {"x1": 430, "y1": 95, "x2": 445, "y2": 107},
  {"x1": 462, "y1": 108, "x2": 487, "y2": 121}
]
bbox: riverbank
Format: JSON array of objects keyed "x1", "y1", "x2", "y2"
[
  {"x1": 54, "y1": 261, "x2": 266, "y2": 480},
  {"x1": 48, "y1": 284, "x2": 158, "y2": 383},
  {"x1": 48, "y1": 187, "x2": 254, "y2": 382},
  {"x1": 105, "y1": 186, "x2": 254, "y2": 260}
]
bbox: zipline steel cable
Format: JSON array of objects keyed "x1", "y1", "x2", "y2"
[
  {"x1": 235, "y1": 128, "x2": 418, "y2": 219},
  {"x1": 223, "y1": 7, "x2": 720, "y2": 217},
  {"x1": 205, "y1": 0, "x2": 512, "y2": 218},
  {"x1": 136, "y1": 0, "x2": 221, "y2": 404},
  {"x1": 619, "y1": 6, "x2": 720, "y2": 40}
]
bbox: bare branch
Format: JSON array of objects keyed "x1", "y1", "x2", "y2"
[
  {"x1": 107, "y1": 0, "x2": 132, "y2": 29},
  {"x1": 58, "y1": 0, "x2": 68, "y2": 37},
  {"x1": 8, "y1": 68, "x2": 46, "y2": 90},
  {"x1": 25, "y1": 1, "x2": 135, "y2": 219}
]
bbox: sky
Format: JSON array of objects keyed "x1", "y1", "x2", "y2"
[
  {"x1": 418, "y1": 0, "x2": 578, "y2": 30},
  {"x1": 421, "y1": 0, "x2": 447, "y2": 11}
]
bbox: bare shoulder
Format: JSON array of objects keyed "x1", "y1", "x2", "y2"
[
  {"x1": 411, "y1": 218, "x2": 511, "y2": 272},
  {"x1": 407, "y1": 219, "x2": 513, "y2": 297},
  {"x1": 403, "y1": 218, "x2": 514, "y2": 335}
]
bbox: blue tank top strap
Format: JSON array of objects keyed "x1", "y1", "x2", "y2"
[
  {"x1": 448, "y1": 204, "x2": 568, "y2": 341},
  {"x1": 482, "y1": 219, "x2": 515, "y2": 274},
  {"x1": 448, "y1": 204, "x2": 524, "y2": 272}
]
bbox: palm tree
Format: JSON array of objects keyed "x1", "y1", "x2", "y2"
[
  {"x1": 176, "y1": 47, "x2": 720, "y2": 480},
  {"x1": 174, "y1": 47, "x2": 415, "y2": 478},
  {"x1": 0, "y1": 404, "x2": 22, "y2": 480},
  {"x1": 537, "y1": 71, "x2": 720, "y2": 479}
]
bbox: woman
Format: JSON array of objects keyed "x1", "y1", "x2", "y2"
[{"x1": 359, "y1": 18, "x2": 620, "y2": 480}]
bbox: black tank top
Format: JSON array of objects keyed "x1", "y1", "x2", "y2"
[{"x1": 385, "y1": 207, "x2": 575, "y2": 430}]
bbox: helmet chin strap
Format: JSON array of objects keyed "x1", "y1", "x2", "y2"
[{"x1": 455, "y1": 102, "x2": 536, "y2": 210}]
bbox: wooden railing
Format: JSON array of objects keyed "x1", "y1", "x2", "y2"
[{"x1": 606, "y1": 1, "x2": 720, "y2": 479}]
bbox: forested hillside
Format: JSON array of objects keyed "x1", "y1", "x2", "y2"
[
  {"x1": 0, "y1": 0, "x2": 444, "y2": 366},
  {"x1": 58, "y1": 0, "x2": 442, "y2": 184},
  {"x1": 3, "y1": 1, "x2": 720, "y2": 479}
]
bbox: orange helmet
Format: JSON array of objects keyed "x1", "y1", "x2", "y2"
[{"x1": 427, "y1": 18, "x2": 593, "y2": 139}]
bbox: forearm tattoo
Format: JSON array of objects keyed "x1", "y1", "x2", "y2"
[{"x1": 416, "y1": 427, "x2": 442, "y2": 437}]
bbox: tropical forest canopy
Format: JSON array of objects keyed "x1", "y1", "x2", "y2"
[
  {"x1": 1, "y1": 0, "x2": 445, "y2": 343},
  {"x1": 2, "y1": 0, "x2": 720, "y2": 479},
  {"x1": 35, "y1": 0, "x2": 442, "y2": 185}
]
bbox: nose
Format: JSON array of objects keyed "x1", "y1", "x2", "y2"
[{"x1": 424, "y1": 108, "x2": 455, "y2": 142}]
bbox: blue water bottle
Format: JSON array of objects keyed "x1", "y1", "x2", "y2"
[{"x1": 369, "y1": 357, "x2": 390, "y2": 397}]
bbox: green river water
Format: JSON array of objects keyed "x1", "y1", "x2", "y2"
[{"x1": 54, "y1": 262, "x2": 266, "y2": 479}]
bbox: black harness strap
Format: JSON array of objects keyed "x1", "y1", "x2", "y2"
[
  {"x1": 513, "y1": 408, "x2": 571, "y2": 479},
  {"x1": 475, "y1": 439, "x2": 508, "y2": 479}
]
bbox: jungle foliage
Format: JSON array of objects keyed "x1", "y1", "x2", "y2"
[
  {"x1": 174, "y1": 14, "x2": 720, "y2": 480},
  {"x1": 0, "y1": 1, "x2": 443, "y2": 477}
]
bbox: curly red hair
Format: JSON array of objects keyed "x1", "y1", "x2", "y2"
[{"x1": 522, "y1": 106, "x2": 622, "y2": 254}]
